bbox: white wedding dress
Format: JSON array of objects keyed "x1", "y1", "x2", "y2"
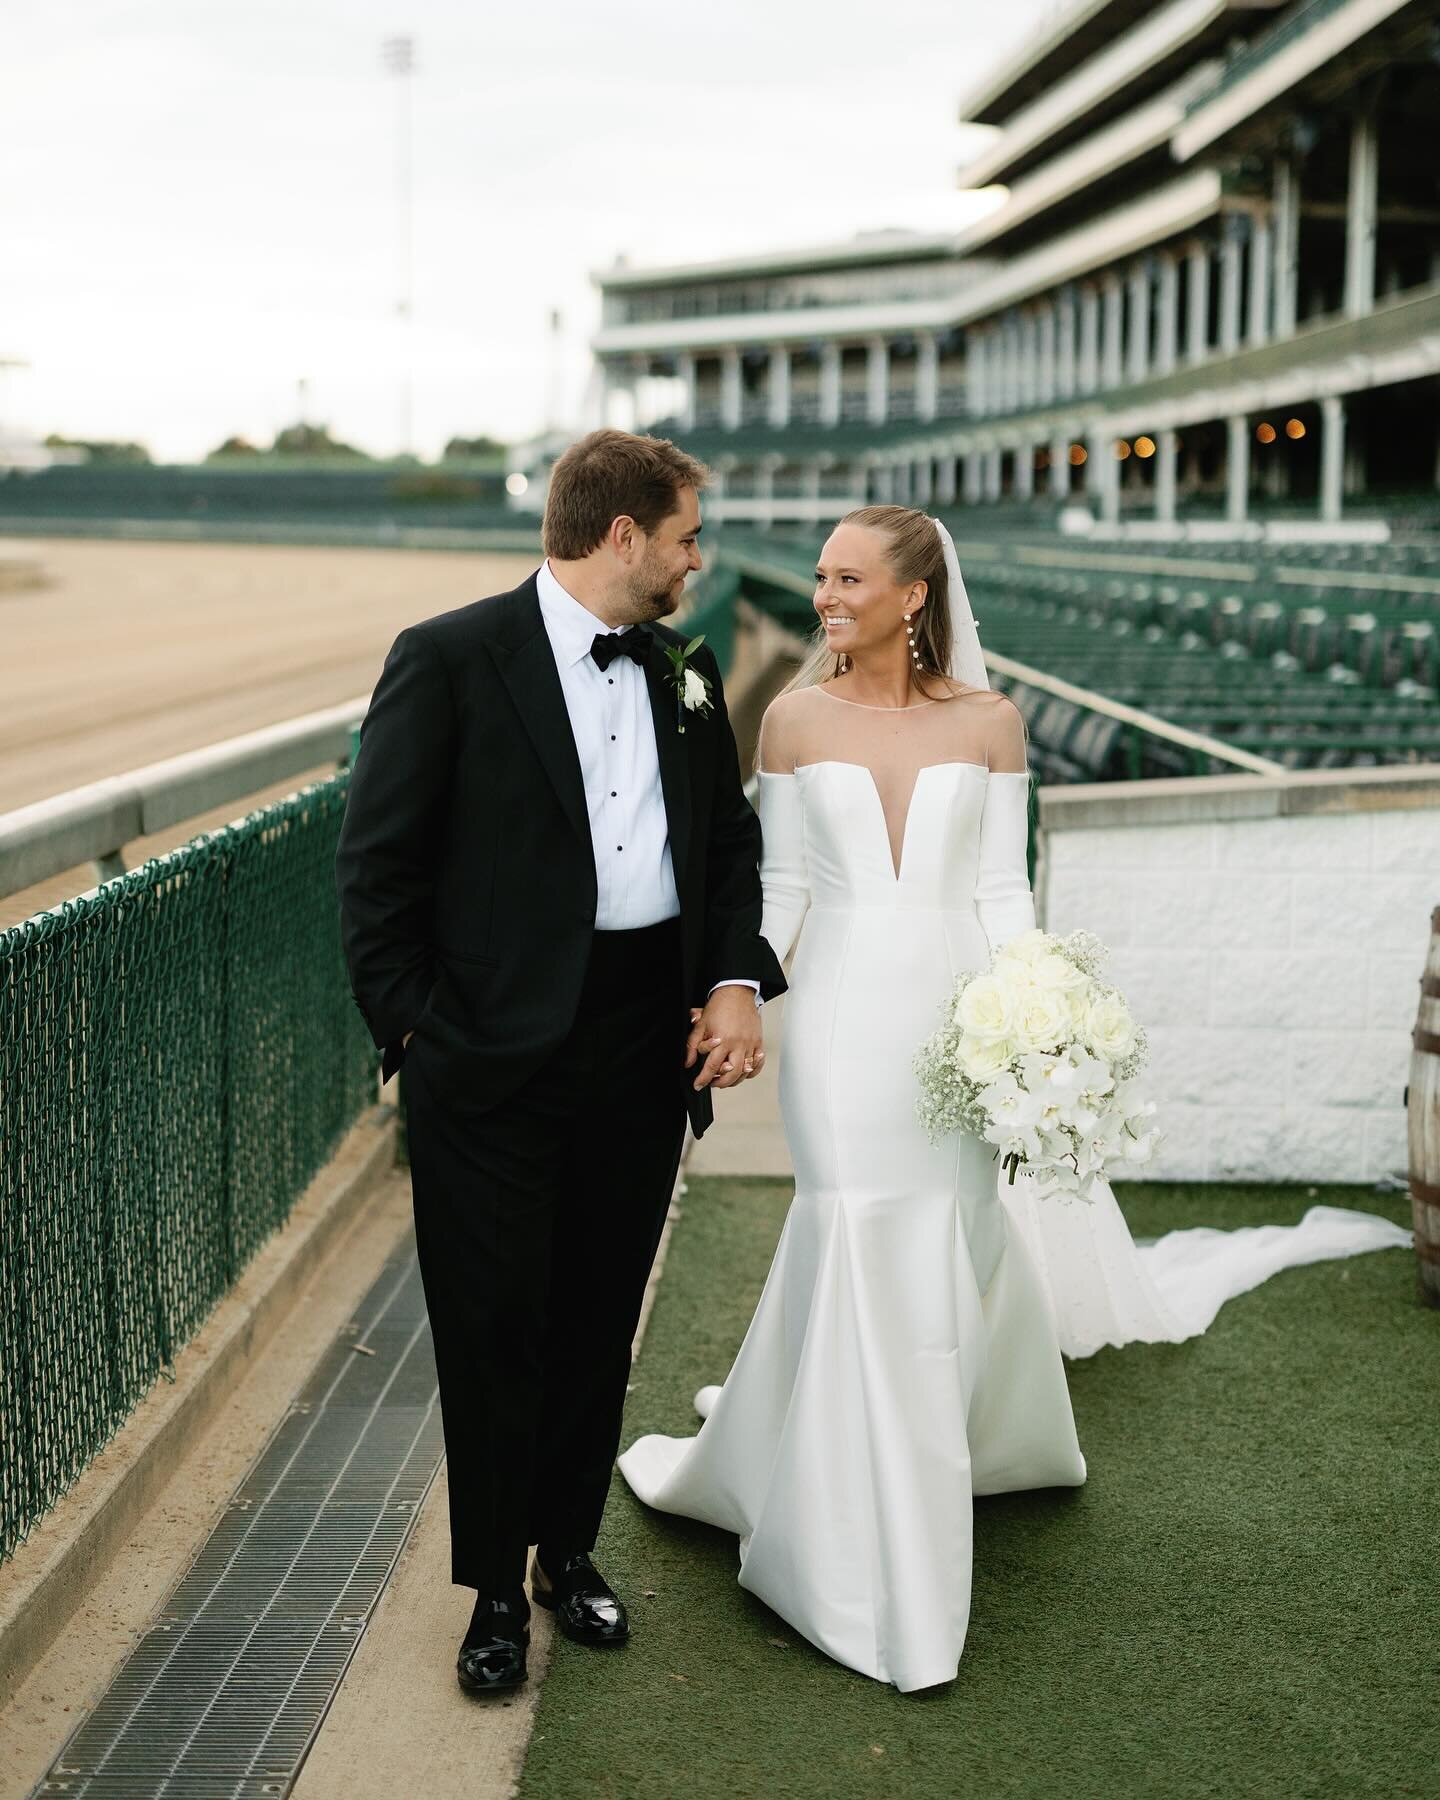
[{"x1": 617, "y1": 682, "x2": 1410, "y2": 1694}]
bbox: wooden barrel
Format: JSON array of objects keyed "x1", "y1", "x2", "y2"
[{"x1": 1409, "y1": 905, "x2": 1440, "y2": 1307}]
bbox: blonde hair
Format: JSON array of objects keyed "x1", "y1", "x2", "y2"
[{"x1": 781, "y1": 505, "x2": 957, "y2": 698}]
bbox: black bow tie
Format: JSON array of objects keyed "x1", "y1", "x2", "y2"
[{"x1": 589, "y1": 627, "x2": 650, "y2": 672}]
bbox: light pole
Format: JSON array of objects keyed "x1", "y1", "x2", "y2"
[
  {"x1": 546, "y1": 309, "x2": 564, "y2": 435},
  {"x1": 381, "y1": 35, "x2": 416, "y2": 458},
  {"x1": 0, "y1": 356, "x2": 30, "y2": 451}
]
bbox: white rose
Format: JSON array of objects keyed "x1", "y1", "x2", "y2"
[
  {"x1": 956, "y1": 1034, "x2": 1014, "y2": 1082},
  {"x1": 1082, "y1": 994, "x2": 1137, "y2": 1063},
  {"x1": 682, "y1": 667, "x2": 708, "y2": 710},
  {"x1": 991, "y1": 955, "x2": 1035, "y2": 993},
  {"x1": 1011, "y1": 988, "x2": 1071, "y2": 1055},
  {"x1": 995, "y1": 928, "x2": 1050, "y2": 966},
  {"x1": 956, "y1": 975, "x2": 1017, "y2": 1044},
  {"x1": 1029, "y1": 952, "x2": 1090, "y2": 995}
]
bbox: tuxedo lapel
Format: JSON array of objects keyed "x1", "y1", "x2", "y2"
[
  {"x1": 493, "y1": 586, "x2": 590, "y2": 850},
  {"x1": 642, "y1": 631, "x2": 692, "y2": 886}
]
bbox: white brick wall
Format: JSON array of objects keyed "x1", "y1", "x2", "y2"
[{"x1": 1039, "y1": 781, "x2": 1440, "y2": 1184}]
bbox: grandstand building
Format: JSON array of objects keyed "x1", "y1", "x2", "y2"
[{"x1": 587, "y1": 0, "x2": 1440, "y2": 542}]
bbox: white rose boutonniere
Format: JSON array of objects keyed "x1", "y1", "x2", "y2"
[{"x1": 664, "y1": 634, "x2": 714, "y2": 735}]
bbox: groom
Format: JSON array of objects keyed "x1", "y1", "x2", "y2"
[{"x1": 335, "y1": 428, "x2": 786, "y2": 1693}]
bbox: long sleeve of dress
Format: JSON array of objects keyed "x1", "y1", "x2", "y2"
[
  {"x1": 974, "y1": 772, "x2": 1035, "y2": 956},
  {"x1": 757, "y1": 773, "x2": 810, "y2": 967}
]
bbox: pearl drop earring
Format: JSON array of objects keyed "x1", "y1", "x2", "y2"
[{"x1": 904, "y1": 612, "x2": 921, "y2": 668}]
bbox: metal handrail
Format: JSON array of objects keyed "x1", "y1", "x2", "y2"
[
  {"x1": 981, "y1": 650, "x2": 1287, "y2": 775},
  {"x1": 0, "y1": 697, "x2": 367, "y2": 900}
]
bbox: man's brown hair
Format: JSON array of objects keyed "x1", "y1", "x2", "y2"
[{"x1": 542, "y1": 429, "x2": 710, "y2": 561}]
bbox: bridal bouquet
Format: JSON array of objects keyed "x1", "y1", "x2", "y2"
[{"x1": 914, "y1": 927, "x2": 1160, "y2": 1201}]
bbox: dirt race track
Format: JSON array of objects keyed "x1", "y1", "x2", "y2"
[{"x1": 0, "y1": 536, "x2": 538, "y2": 928}]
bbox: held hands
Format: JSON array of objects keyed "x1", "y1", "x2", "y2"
[{"x1": 685, "y1": 988, "x2": 766, "y2": 1091}]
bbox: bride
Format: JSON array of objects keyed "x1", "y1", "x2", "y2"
[{"x1": 617, "y1": 506, "x2": 1409, "y2": 1694}]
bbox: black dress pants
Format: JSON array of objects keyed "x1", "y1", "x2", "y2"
[{"x1": 403, "y1": 919, "x2": 688, "y2": 1596}]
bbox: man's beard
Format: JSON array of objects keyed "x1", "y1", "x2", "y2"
[{"x1": 628, "y1": 559, "x2": 681, "y2": 619}]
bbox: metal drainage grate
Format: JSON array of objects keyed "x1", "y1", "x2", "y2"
[{"x1": 35, "y1": 1238, "x2": 443, "y2": 1799}]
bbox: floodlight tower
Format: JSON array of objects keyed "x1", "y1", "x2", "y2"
[
  {"x1": 382, "y1": 34, "x2": 416, "y2": 457},
  {"x1": 0, "y1": 356, "x2": 29, "y2": 449}
]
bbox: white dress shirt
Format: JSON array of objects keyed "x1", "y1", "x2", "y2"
[{"x1": 535, "y1": 561, "x2": 758, "y2": 1003}]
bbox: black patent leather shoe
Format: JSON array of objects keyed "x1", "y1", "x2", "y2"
[
  {"x1": 530, "y1": 1549, "x2": 630, "y2": 1645},
  {"x1": 456, "y1": 1596, "x2": 529, "y2": 1693}
]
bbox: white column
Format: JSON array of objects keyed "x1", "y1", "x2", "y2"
[
  {"x1": 1247, "y1": 217, "x2": 1272, "y2": 347},
  {"x1": 1014, "y1": 442, "x2": 1034, "y2": 500},
  {"x1": 1101, "y1": 276, "x2": 1124, "y2": 388},
  {"x1": 894, "y1": 461, "x2": 912, "y2": 505},
  {"x1": 915, "y1": 332, "x2": 939, "y2": 422},
  {"x1": 755, "y1": 457, "x2": 777, "y2": 527},
  {"x1": 873, "y1": 463, "x2": 895, "y2": 503},
  {"x1": 802, "y1": 460, "x2": 823, "y2": 511},
  {"x1": 1050, "y1": 431, "x2": 1070, "y2": 498},
  {"x1": 967, "y1": 328, "x2": 988, "y2": 417},
  {"x1": 1091, "y1": 431, "x2": 1119, "y2": 525},
  {"x1": 913, "y1": 457, "x2": 933, "y2": 506},
  {"x1": 1219, "y1": 218, "x2": 1244, "y2": 353},
  {"x1": 1226, "y1": 413, "x2": 1250, "y2": 524},
  {"x1": 1057, "y1": 289, "x2": 1077, "y2": 398},
  {"x1": 1038, "y1": 304, "x2": 1058, "y2": 404},
  {"x1": 1004, "y1": 315, "x2": 1023, "y2": 411},
  {"x1": 819, "y1": 342, "x2": 842, "y2": 426},
  {"x1": 983, "y1": 448, "x2": 1003, "y2": 501},
  {"x1": 1321, "y1": 395, "x2": 1346, "y2": 523},
  {"x1": 935, "y1": 456, "x2": 957, "y2": 505},
  {"x1": 1156, "y1": 427, "x2": 1178, "y2": 524},
  {"x1": 1079, "y1": 285, "x2": 1100, "y2": 392},
  {"x1": 1126, "y1": 261, "x2": 1151, "y2": 384},
  {"x1": 1273, "y1": 159, "x2": 1300, "y2": 338},
  {"x1": 1186, "y1": 240, "x2": 1210, "y2": 363},
  {"x1": 1345, "y1": 111, "x2": 1378, "y2": 319},
  {"x1": 676, "y1": 352, "x2": 697, "y2": 430},
  {"x1": 1154, "y1": 252, "x2": 1178, "y2": 375},
  {"x1": 866, "y1": 337, "x2": 890, "y2": 425},
  {"x1": 720, "y1": 347, "x2": 742, "y2": 430},
  {"x1": 963, "y1": 449, "x2": 983, "y2": 503},
  {"x1": 1018, "y1": 311, "x2": 1038, "y2": 407},
  {"x1": 767, "y1": 345, "x2": 791, "y2": 428}
]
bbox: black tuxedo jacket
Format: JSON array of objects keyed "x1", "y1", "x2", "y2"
[{"x1": 334, "y1": 571, "x2": 787, "y2": 1139}]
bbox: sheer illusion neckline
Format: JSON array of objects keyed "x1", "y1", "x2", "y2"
[
  {"x1": 793, "y1": 760, "x2": 986, "y2": 882},
  {"x1": 815, "y1": 686, "x2": 938, "y2": 714}
]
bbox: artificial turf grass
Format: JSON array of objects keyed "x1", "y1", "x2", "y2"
[{"x1": 518, "y1": 1180, "x2": 1437, "y2": 1800}]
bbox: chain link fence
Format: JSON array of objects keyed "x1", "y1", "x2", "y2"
[{"x1": 0, "y1": 772, "x2": 377, "y2": 1560}]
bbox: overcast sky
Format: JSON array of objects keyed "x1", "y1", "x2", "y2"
[{"x1": 2, "y1": 0, "x2": 1054, "y2": 462}]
